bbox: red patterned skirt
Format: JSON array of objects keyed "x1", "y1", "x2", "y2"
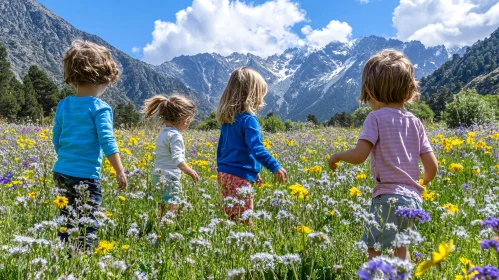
[{"x1": 217, "y1": 172, "x2": 254, "y2": 221}]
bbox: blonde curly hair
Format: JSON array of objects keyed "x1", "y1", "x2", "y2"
[{"x1": 63, "y1": 40, "x2": 119, "y2": 86}]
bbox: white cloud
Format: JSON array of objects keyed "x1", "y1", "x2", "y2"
[
  {"x1": 141, "y1": 0, "x2": 352, "y2": 64},
  {"x1": 393, "y1": 0, "x2": 499, "y2": 47},
  {"x1": 359, "y1": 0, "x2": 369, "y2": 3},
  {"x1": 302, "y1": 20, "x2": 352, "y2": 48},
  {"x1": 131, "y1": 47, "x2": 141, "y2": 53}
]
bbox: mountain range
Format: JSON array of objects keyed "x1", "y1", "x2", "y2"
[
  {"x1": 0, "y1": 0, "x2": 469, "y2": 121},
  {"x1": 158, "y1": 39, "x2": 465, "y2": 121},
  {"x1": 421, "y1": 27, "x2": 499, "y2": 97}
]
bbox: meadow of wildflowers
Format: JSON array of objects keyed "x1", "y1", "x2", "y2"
[{"x1": 1, "y1": 123, "x2": 499, "y2": 279}]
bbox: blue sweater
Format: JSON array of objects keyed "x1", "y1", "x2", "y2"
[
  {"x1": 217, "y1": 113, "x2": 281, "y2": 182},
  {"x1": 52, "y1": 96, "x2": 119, "y2": 179}
]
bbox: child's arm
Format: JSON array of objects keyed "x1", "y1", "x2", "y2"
[
  {"x1": 243, "y1": 117, "x2": 287, "y2": 182},
  {"x1": 170, "y1": 133, "x2": 198, "y2": 183},
  {"x1": 52, "y1": 116, "x2": 62, "y2": 153},
  {"x1": 328, "y1": 140, "x2": 373, "y2": 171},
  {"x1": 52, "y1": 104, "x2": 62, "y2": 153},
  {"x1": 107, "y1": 153, "x2": 127, "y2": 190},
  {"x1": 420, "y1": 152, "x2": 438, "y2": 185},
  {"x1": 95, "y1": 107, "x2": 127, "y2": 190},
  {"x1": 178, "y1": 162, "x2": 199, "y2": 184}
]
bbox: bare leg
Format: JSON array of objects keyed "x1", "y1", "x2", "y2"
[
  {"x1": 394, "y1": 247, "x2": 410, "y2": 261},
  {"x1": 157, "y1": 203, "x2": 167, "y2": 225},
  {"x1": 368, "y1": 248, "x2": 381, "y2": 260}
]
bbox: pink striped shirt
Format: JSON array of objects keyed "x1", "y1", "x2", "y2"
[{"x1": 359, "y1": 107, "x2": 432, "y2": 202}]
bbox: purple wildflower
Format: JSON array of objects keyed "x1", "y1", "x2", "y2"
[
  {"x1": 6, "y1": 172, "x2": 13, "y2": 178},
  {"x1": 413, "y1": 252, "x2": 423, "y2": 263},
  {"x1": 358, "y1": 259, "x2": 396, "y2": 280},
  {"x1": 191, "y1": 150, "x2": 197, "y2": 154},
  {"x1": 462, "y1": 184, "x2": 470, "y2": 190},
  {"x1": 395, "y1": 208, "x2": 431, "y2": 224},
  {"x1": 480, "y1": 237, "x2": 499, "y2": 253},
  {"x1": 482, "y1": 218, "x2": 499, "y2": 233},
  {"x1": 469, "y1": 265, "x2": 499, "y2": 280}
]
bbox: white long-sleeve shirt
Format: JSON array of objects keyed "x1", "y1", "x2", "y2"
[{"x1": 154, "y1": 127, "x2": 186, "y2": 180}]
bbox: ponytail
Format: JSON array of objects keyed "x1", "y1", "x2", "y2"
[
  {"x1": 142, "y1": 94, "x2": 196, "y2": 124},
  {"x1": 143, "y1": 95, "x2": 169, "y2": 119}
]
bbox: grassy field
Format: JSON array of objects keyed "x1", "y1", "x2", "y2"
[{"x1": 0, "y1": 123, "x2": 498, "y2": 279}]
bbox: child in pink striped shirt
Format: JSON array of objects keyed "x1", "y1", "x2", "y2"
[{"x1": 328, "y1": 50, "x2": 438, "y2": 260}]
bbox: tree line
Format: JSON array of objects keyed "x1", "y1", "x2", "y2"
[{"x1": 0, "y1": 44, "x2": 140, "y2": 128}]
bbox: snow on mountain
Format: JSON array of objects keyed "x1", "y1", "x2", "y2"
[{"x1": 155, "y1": 36, "x2": 455, "y2": 121}]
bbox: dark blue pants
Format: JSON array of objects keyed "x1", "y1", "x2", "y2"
[{"x1": 53, "y1": 172, "x2": 102, "y2": 249}]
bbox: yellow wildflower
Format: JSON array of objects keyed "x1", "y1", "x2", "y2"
[
  {"x1": 122, "y1": 245, "x2": 130, "y2": 250},
  {"x1": 53, "y1": 196, "x2": 69, "y2": 209},
  {"x1": 415, "y1": 240, "x2": 454, "y2": 276},
  {"x1": 307, "y1": 165, "x2": 323, "y2": 174},
  {"x1": 356, "y1": 173, "x2": 367, "y2": 180},
  {"x1": 296, "y1": 225, "x2": 313, "y2": 234},
  {"x1": 449, "y1": 163, "x2": 464, "y2": 173},
  {"x1": 443, "y1": 203, "x2": 459, "y2": 213},
  {"x1": 105, "y1": 211, "x2": 112, "y2": 218},
  {"x1": 119, "y1": 196, "x2": 126, "y2": 201},
  {"x1": 59, "y1": 227, "x2": 67, "y2": 233},
  {"x1": 349, "y1": 187, "x2": 361, "y2": 197},
  {"x1": 259, "y1": 183, "x2": 272, "y2": 189},
  {"x1": 329, "y1": 210, "x2": 335, "y2": 216},
  {"x1": 422, "y1": 188, "x2": 436, "y2": 201},
  {"x1": 288, "y1": 184, "x2": 309, "y2": 200},
  {"x1": 94, "y1": 241, "x2": 115, "y2": 255}
]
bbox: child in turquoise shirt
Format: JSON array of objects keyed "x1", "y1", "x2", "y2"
[{"x1": 52, "y1": 41, "x2": 127, "y2": 250}]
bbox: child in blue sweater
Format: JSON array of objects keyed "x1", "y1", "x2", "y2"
[
  {"x1": 216, "y1": 67, "x2": 287, "y2": 226},
  {"x1": 52, "y1": 41, "x2": 127, "y2": 250}
]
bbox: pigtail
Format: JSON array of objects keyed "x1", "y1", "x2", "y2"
[{"x1": 143, "y1": 95, "x2": 169, "y2": 119}]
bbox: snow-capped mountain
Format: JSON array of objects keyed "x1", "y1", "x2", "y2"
[{"x1": 156, "y1": 36, "x2": 464, "y2": 121}]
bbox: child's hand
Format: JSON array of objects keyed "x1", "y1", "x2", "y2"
[
  {"x1": 256, "y1": 173, "x2": 263, "y2": 187},
  {"x1": 274, "y1": 168, "x2": 287, "y2": 183},
  {"x1": 117, "y1": 172, "x2": 127, "y2": 190},
  {"x1": 328, "y1": 155, "x2": 340, "y2": 171},
  {"x1": 185, "y1": 168, "x2": 199, "y2": 184}
]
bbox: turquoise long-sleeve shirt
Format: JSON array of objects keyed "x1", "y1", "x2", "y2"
[{"x1": 52, "y1": 96, "x2": 119, "y2": 179}]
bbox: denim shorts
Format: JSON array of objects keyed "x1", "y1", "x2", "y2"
[
  {"x1": 152, "y1": 175, "x2": 182, "y2": 204},
  {"x1": 361, "y1": 194, "x2": 422, "y2": 251}
]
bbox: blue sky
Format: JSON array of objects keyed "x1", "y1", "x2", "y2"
[{"x1": 38, "y1": 0, "x2": 499, "y2": 65}]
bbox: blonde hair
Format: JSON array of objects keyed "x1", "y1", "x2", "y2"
[
  {"x1": 63, "y1": 40, "x2": 119, "y2": 86},
  {"x1": 216, "y1": 67, "x2": 267, "y2": 124},
  {"x1": 143, "y1": 94, "x2": 196, "y2": 124},
  {"x1": 360, "y1": 49, "x2": 419, "y2": 104}
]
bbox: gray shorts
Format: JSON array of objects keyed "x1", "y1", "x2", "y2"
[{"x1": 361, "y1": 194, "x2": 422, "y2": 251}]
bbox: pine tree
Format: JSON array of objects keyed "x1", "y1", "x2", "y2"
[
  {"x1": 307, "y1": 114, "x2": 318, "y2": 125},
  {"x1": 11, "y1": 76, "x2": 24, "y2": 109},
  {"x1": 18, "y1": 75, "x2": 41, "y2": 121},
  {"x1": 0, "y1": 44, "x2": 20, "y2": 121},
  {"x1": 27, "y1": 65, "x2": 59, "y2": 117},
  {"x1": 60, "y1": 84, "x2": 76, "y2": 99}
]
